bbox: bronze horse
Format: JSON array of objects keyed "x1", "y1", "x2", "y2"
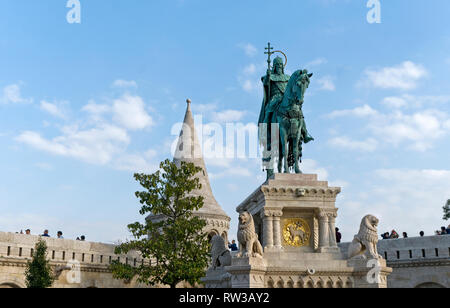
[{"x1": 272, "y1": 70, "x2": 314, "y2": 174}]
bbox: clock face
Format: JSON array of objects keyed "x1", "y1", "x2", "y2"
[{"x1": 282, "y1": 218, "x2": 311, "y2": 247}]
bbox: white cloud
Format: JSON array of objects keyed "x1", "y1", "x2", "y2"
[
  {"x1": 329, "y1": 136, "x2": 378, "y2": 152},
  {"x1": 112, "y1": 79, "x2": 137, "y2": 88},
  {"x1": 337, "y1": 168, "x2": 450, "y2": 242},
  {"x1": 82, "y1": 100, "x2": 110, "y2": 115},
  {"x1": 243, "y1": 64, "x2": 257, "y2": 75},
  {"x1": 40, "y1": 100, "x2": 68, "y2": 119},
  {"x1": 317, "y1": 76, "x2": 336, "y2": 91},
  {"x1": 301, "y1": 159, "x2": 329, "y2": 181},
  {"x1": 113, "y1": 149, "x2": 158, "y2": 173},
  {"x1": 370, "y1": 110, "x2": 448, "y2": 151},
  {"x1": 362, "y1": 61, "x2": 427, "y2": 90},
  {"x1": 327, "y1": 104, "x2": 378, "y2": 118},
  {"x1": 112, "y1": 94, "x2": 153, "y2": 130},
  {"x1": 192, "y1": 103, "x2": 218, "y2": 114},
  {"x1": 241, "y1": 79, "x2": 260, "y2": 93},
  {"x1": 1, "y1": 84, "x2": 33, "y2": 104},
  {"x1": 382, "y1": 96, "x2": 408, "y2": 109},
  {"x1": 238, "y1": 43, "x2": 257, "y2": 57},
  {"x1": 209, "y1": 165, "x2": 253, "y2": 180},
  {"x1": 237, "y1": 61, "x2": 265, "y2": 94},
  {"x1": 305, "y1": 58, "x2": 328, "y2": 68},
  {"x1": 212, "y1": 110, "x2": 246, "y2": 123},
  {"x1": 16, "y1": 124, "x2": 130, "y2": 165},
  {"x1": 382, "y1": 94, "x2": 450, "y2": 109},
  {"x1": 328, "y1": 104, "x2": 450, "y2": 152}
]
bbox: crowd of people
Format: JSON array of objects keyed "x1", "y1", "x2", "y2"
[
  {"x1": 16, "y1": 224, "x2": 450, "y2": 248},
  {"x1": 17, "y1": 229, "x2": 87, "y2": 241},
  {"x1": 380, "y1": 225, "x2": 450, "y2": 240},
  {"x1": 226, "y1": 224, "x2": 450, "y2": 251}
]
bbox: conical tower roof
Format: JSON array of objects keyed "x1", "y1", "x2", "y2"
[{"x1": 173, "y1": 99, "x2": 230, "y2": 221}]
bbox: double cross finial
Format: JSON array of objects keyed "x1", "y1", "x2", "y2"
[{"x1": 265, "y1": 42, "x2": 275, "y2": 69}]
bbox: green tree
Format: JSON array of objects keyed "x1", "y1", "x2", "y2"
[
  {"x1": 25, "y1": 239, "x2": 55, "y2": 288},
  {"x1": 443, "y1": 199, "x2": 450, "y2": 221},
  {"x1": 110, "y1": 159, "x2": 210, "y2": 288}
]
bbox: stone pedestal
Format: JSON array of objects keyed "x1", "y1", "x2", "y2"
[
  {"x1": 218, "y1": 173, "x2": 393, "y2": 289},
  {"x1": 201, "y1": 173, "x2": 393, "y2": 288},
  {"x1": 202, "y1": 267, "x2": 232, "y2": 288},
  {"x1": 347, "y1": 258, "x2": 392, "y2": 288},
  {"x1": 225, "y1": 257, "x2": 267, "y2": 289},
  {"x1": 237, "y1": 174, "x2": 341, "y2": 255}
]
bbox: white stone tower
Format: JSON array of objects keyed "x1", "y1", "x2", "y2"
[{"x1": 148, "y1": 99, "x2": 230, "y2": 242}]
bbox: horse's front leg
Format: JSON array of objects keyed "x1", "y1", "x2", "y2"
[
  {"x1": 294, "y1": 126, "x2": 302, "y2": 174},
  {"x1": 283, "y1": 137, "x2": 289, "y2": 174},
  {"x1": 278, "y1": 147, "x2": 283, "y2": 174},
  {"x1": 279, "y1": 124, "x2": 288, "y2": 173}
]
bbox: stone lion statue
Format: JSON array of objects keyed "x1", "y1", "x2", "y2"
[
  {"x1": 237, "y1": 211, "x2": 263, "y2": 258},
  {"x1": 210, "y1": 235, "x2": 231, "y2": 270},
  {"x1": 348, "y1": 214, "x2": 382, "y2": 260}
]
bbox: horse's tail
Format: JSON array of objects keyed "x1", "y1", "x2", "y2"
[{"x1": 288, "y1": 142, "x2": 295, "y2": 168}]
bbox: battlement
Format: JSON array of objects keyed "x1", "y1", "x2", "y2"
[
  {"x1": 0, "y1": 232, "x2": 146, "y2": 267},
  {"x1": 339, "y1": 235, "x2": 450, "y2": 262},
  {"x1": 0, "y1": 231, "x2": 154, "y2": 288}
]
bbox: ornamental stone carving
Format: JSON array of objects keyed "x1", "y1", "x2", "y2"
[
  {"x1": 237, "y1": 211, "x2": 264, "y2": 258},
  {"x1": 348, "y1": 215, "x2": 382, "y2": 260}
]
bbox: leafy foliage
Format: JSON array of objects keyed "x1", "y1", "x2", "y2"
[
  {"x1": 25, "y1": 239, "x2": 55, "y2": 288},
  {"x1": 110, "y1": 159, "x2": 210, "y2": 288},
  {"x1": 443, "y1": 199, "x2": 450, "y2": 221}
]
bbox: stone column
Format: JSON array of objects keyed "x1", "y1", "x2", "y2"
[
  {"x1": 272, "y1": 210, "x2": 283, "y2": 250},
  {"x1": 318, "y1": 211, "x2": 329, "y2": 250},
  {"x1": 261, "y1": 211, "x2": 273, "y2": 250},
  {"x1": 327, "y1": 212, "x2": 338, "y2": 248}
]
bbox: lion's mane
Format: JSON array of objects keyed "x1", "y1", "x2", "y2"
[
  {"x1": 238, "y1": 212, "x2": 256, "y2": 245},
  {"x1": 356, "y1": 215, "x2": 379, "y2": 244}
]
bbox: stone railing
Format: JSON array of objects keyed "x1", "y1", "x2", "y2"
[
  {"x1": 0, "y1": 231, "x2": 148, "y2": 268},
  {"x1": 339, "y1": 235, "x2": 450, "y2": 262}
]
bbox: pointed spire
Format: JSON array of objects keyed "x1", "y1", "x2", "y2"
[{"x1": 173, "y1": 99, "x2": 229, "y2": 220}]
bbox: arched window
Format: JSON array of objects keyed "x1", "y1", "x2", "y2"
[
  {"x1": 415, "y1": 282, "x2": 445, "y2": 289},
  {"x1": 0, "y1": 283, "x2": 21, "y2": 289}
]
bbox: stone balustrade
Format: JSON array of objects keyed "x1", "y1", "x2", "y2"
[
  {"x1": 0, "y1": 232, "x2": 146, "y2": 266},
  {"x1": 339, "y1": 235, "x2": 450, "y2": 261},
  {"x1": 339, "y1": 235, "x2": 450, "y2": 288},
  {"x1": 0, "y1": 232, "x2": 151, "y2": 288}
]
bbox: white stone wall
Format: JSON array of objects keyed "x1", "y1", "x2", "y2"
[
  {"x1": 0, "y1": 232, "x2": 151, "y2": 288},
  {"x1": 339, "y1": 235, "x2": 450, "y2": 288}
]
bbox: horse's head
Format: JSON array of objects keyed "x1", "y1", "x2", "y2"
[
  {"x1": 293, "y1": 70, "x2": 313, "y2": 102},
  {"x1": 280, "y1": 69, "x2": 314, "y2": 111}
]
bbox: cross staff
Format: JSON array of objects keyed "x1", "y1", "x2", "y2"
[{"x1": 264, "y1": 42, "x2": 275, "y2": 107}]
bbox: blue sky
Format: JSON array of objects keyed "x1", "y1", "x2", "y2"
[{"x1": 1, "y1": 0, "x2": 450, "y2": 243}]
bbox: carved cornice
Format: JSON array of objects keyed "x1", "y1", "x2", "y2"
[
  {"x1": 261, "y1": 186, "x2": 341, "y2": 198},
  {"x1": 260, "y1": 209, "x2": 283, "y2": 218},
  {"x1": 327, "y1": 212, "x2": 338, "y2": 219},
  {"x1": 387, "y1": 258, "x2": 450, "y2": 269},
  {"x1": 0, "y1": 258, "x2": 114, "y2": 273},
  {"x1": 315, "y1": 208, "x2": 338, "y2": 219}
]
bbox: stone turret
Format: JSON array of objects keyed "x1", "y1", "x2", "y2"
[{"x1": 148, "y1": 99, "x2": 230, "y2": 242}]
